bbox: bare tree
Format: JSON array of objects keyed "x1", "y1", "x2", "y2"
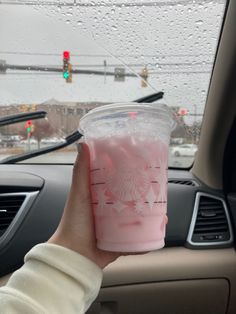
[{"x1": 32, "y1": 120, "x2": 55, "y2": 149}]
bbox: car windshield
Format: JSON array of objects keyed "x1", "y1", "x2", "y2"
[{"x1": 0, "y1": 0, "x2": 226, "y2": 167}]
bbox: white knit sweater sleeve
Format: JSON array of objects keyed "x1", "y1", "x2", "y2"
[{"x1": 0, "y1": 243, "x2": 103, "y2": 314}]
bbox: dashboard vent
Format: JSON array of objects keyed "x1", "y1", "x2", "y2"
[
  {"x1": 0, "y1": 194, "x2": 26, "y2": 236},
  {"x1": 168, "y1": 179, "x2": 197, "y2": 186},
  {"x1": 187, "y1": 193, "x2": 233, "y2": 246}
]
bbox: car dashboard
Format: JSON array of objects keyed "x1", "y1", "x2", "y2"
[{"x1": 0, "y1": 164, "x2": 236, "y2": 314}]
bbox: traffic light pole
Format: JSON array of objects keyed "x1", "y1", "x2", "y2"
[
  {"x1": 27, "y1": 131, "x2": 31, "y2": 151},
  {"x1": 3, "y1": 63, "x2": 137, "y2": 77}
]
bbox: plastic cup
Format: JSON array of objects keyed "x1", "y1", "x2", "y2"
[{"x1": 79, "y1": 103, "x2": 173, "y2": 252}]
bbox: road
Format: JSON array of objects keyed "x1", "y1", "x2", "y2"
[{"x1": 0, "y1": 150, "x2": 193, "y2": 167}]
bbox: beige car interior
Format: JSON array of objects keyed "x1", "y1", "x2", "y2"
[{"x1": 0, "y1": 1, "x2": 236, "y2": 314}]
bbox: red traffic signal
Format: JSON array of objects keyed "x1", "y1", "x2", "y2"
[
  {"x1": 63, "y1": 51, "x2": 70, "y2": 60},
  {"x1": 25, "y1": 120, "x2": 32, "y2": 129},
  {"x1": 178, "y1": 108, "x2": 189, "y2": 116}
]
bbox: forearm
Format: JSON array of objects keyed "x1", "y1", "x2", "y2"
[{"x1": 0, "y1": 244, "x2": 103, "y2": 314}]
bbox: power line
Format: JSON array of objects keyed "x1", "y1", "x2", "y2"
[
  {"x1": 149, "y1": 70, "x2": 211, "y2": 74},
  {"x1": 0, "y1": 51, "x2": 214, "y2": 58},
  {"x1": 0, "y1": 70, "x2": 211, "y2": 76},
  {"x1": 3, "y1": 62, "x2": 213, "y2": 68},
  {"x1": 61, "y1": 62, "x2": 212, "y2": 67},
  {"x1": 0, "y1": 0, "x2": 225, "y2": 7}
]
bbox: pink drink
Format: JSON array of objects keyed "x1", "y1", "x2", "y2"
[
  {"x1": 79, "y1": 103, "x2": 172, "y2": 252},
  {"x1": 88, "y1": 135, "x2": 168, "y2": 252}
]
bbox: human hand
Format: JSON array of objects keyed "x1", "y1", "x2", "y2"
[{"x1": 48, "y1": 143, "x2": 120, "y2": 269}]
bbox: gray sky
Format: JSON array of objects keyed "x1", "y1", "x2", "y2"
[{"x1": 0, "y1": 0, "x2": 226, "y2": 124}]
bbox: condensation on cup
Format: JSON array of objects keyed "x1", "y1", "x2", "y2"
[{"x1": 79, "y1": 103, "x2": 174, "y2": 252}]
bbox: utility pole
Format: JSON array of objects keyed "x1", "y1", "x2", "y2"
[{"x1": 104, "y1": 60, "x2": 107, "y2": 84}]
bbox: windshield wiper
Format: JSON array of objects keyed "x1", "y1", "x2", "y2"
[
  {"x1": 0, "y1": 111, "x2": 47, "y2": 127},
  {"x1": 134, "y1": 91, "x2": 164, "y2": 103},
  {"x1": 0, "y1": 111, "x2": 83, "y2": 164},
  {"x1": 1, "y1": 130, "x2": 82, "y2": 164}
]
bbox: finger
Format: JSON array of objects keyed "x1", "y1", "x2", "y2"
[{"x1": 71, "y1": 143, "x2": 91, "y2": 199}]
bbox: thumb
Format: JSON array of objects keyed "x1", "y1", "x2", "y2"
[{"x1": 71, "y1": 143, "x2": 91, "y2": 199}]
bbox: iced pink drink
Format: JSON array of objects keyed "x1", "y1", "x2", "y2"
[{"x1": 88, "y1": 135, "x2": 169, "y2": 252}]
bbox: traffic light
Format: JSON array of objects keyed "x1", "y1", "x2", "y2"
[
  {"x1": 141, "y1": 67, "x2": 148, "y2": 87},
  {"x1": 178, "y1": 108, "x2": 189, "y2": 116},
  {"x1": 63, "y1": 51, "x2": 72, "y2": 83},
  {"x1": 0, "y1": 60, "x2": 6, "y2": 74},
  {"x1": 25, "y1": 120, "x2": 32, "y2": 134}
]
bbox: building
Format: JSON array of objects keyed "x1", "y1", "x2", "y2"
[{"x1": 0, "y1": 99, "x2": 109, "y2": 135}]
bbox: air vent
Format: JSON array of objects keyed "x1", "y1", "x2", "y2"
[
  {"x1": 0, "y1": 192, "x2": 39, "y2": 248},
  {"x1": 0, "y1": 195, "x2": 26, "y2": 236},
  {"x1": 168, "y1": 179, "x2": 197, "y2": 186},
  {"x1": 187, "y1": 193, "x2": 233, "y2": 247}
]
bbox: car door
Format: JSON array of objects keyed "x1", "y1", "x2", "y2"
[
  {"x1": 186, "y1": 145, "x2": 193, "y2": 156},
  {"x1": 181, "y1": 145, "x2": 188, "y2": 156}
]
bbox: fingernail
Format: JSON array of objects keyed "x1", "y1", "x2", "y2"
[{"x1": 77, "y1": 143, "x2": 83, "y2": 154}]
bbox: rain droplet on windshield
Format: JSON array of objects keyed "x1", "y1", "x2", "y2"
[{"x1": 195, "y1": 20, "x2": 203, "y2": 26}]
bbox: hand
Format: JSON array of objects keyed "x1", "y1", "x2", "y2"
[{"x1": 48, "y1": 143, "x2": 120, "y2": 269}]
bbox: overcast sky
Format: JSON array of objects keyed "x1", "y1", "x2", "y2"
[{"x1": 0, "y1": 0, "x2": 226, "y2": 124}]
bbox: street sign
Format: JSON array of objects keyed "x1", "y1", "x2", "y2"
[
  {"x1": 0, "y1": 60, "x2": 6, "y2": 74},
  {"x1": 114, "y1": 67, "x2": 125, "y2": 82}
]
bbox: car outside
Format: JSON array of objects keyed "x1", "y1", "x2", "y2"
[
  {"x1": 171, "y1": 144, "x2": 198, "y2": 157},
  {"x1": 41, "y1": 138, "x2": 65, "y2": 145},
  {"x1": 0, "y1": 136, "x2": 18, "y2": 148},
  {"x1": 19, "y1": 139, "x2": 38, "y2": 145}
]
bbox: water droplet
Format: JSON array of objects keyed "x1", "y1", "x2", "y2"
[{"x1": 196, "y1": 20, "x2": 203, "y2": 26}]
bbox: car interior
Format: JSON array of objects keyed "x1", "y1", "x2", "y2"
[{"x1": 0, "y1": 0, "x2": 236, "y2": 313}]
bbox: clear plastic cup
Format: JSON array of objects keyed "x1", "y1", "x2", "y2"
[{"x1": 79, "y1": 103, "x2": 173, "y2": 252}]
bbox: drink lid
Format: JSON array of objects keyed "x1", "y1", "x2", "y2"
[{"x1": 79, "y1": 102, "x2": 175, "y2": 134}]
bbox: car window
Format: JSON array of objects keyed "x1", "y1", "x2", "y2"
[{"x1": 0, "y1": 0, "x2": 227, "y2": 167}]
